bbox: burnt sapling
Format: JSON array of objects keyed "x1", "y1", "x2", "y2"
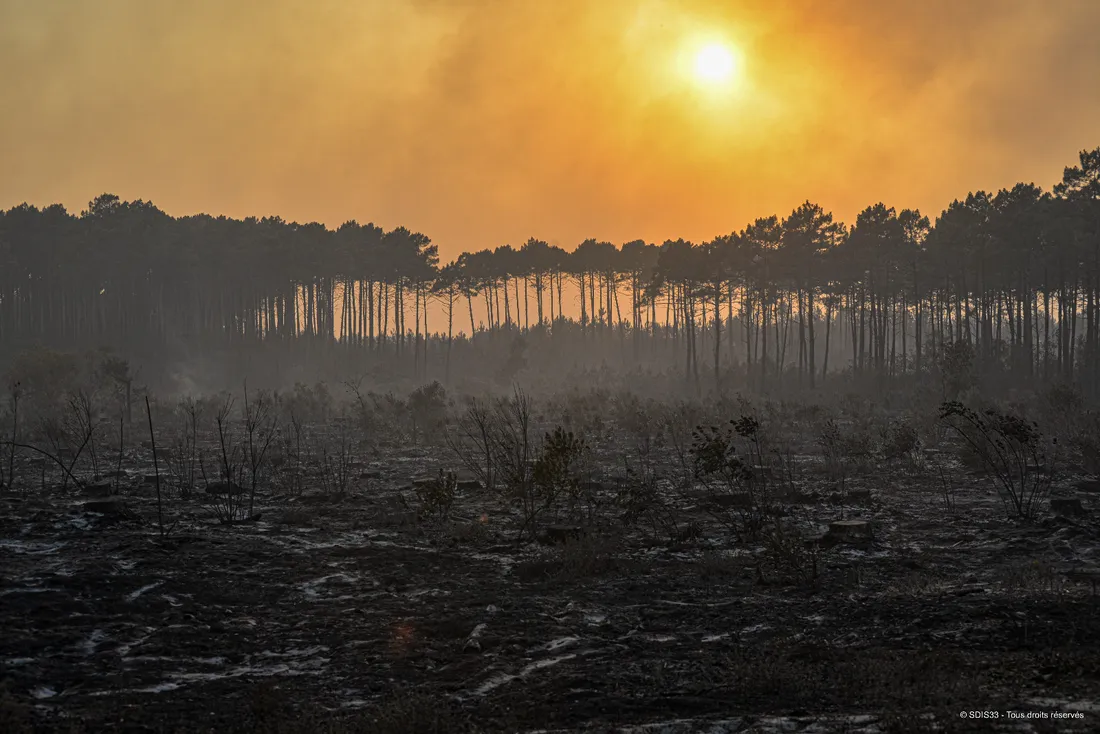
[
  {"x1": 241, "y1": 384, "x2": 279, "y2": 516},
  {"x1": 319, "y1": 414, "x2": 356, "y2": 499},
  {"x1": 447, "y1": 397, "x2": 498, "y2": 494},
  {"x1": 206, "y1": 394, "x2": 249, "y2": 523},
  {"x1": 144, "y1": 395, "x2": 168, "y2": 537},
  {"x1": 166, "y1": 397, "x2": 201, "y2": 500}
]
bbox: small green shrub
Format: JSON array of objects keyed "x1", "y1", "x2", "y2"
[
  {"x1": 533, "y1": 425, "x2": 589, "y2": 520},
  {"x1": 414, "y1": 469, "x2": 458, "y2": 521}
]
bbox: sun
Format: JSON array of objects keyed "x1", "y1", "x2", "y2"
[{"x1": 693, "y1": 43, "x2": 738, "y2": 85}]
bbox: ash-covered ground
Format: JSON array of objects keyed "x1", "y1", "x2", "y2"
[{"x1": 2, "y1": 395, "x2": 1099, "y2": 733}]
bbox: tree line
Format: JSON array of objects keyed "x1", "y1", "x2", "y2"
[{"x1": 0, "y1": 147, "x2": 1098, "y2": 394}]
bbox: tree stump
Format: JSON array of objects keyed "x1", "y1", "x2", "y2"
[
  {"x1": 542, "y1": 525, "x2": 585, "y2": 545},
  {"x1": 84, "y1": 500, "x2": 126, "y2": 515},
  {"x1": 464, "y1": 623, "x2": 487, "y2": 653}
]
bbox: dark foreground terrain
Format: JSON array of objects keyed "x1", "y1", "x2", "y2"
[{"x1": 2, "y1": 436, "x2": 1099, "y2": 733}]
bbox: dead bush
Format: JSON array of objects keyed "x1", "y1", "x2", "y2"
[
  {"x1": 691, "y1": 415, "x2": 776, "y2": 542},
  {"x1": 940, "y1": 401, "x2": 1055, "y2": 519},
  {"x1": 449, "y1": 388, "x2": 552, "y2": 541},
  {"x1": 447, "y1": 397, "x2": 498, "y2": 492}
]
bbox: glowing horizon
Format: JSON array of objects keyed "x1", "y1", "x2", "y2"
[{"x1": 2, "y1": 0, "x2": 1099, "y2": 258}]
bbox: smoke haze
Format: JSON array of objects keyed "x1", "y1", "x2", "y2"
[{"x1": 2, "y1": 0, "x2": 1099, "y2": 257}]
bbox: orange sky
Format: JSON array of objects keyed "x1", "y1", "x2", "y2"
[{"x1": 2, "y1": 0, "x2": 1099, "y2": 260}]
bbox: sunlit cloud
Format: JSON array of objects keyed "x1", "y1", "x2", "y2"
[{"x1": 2, "y1": 0, "x2": 1098, "y2": 257}]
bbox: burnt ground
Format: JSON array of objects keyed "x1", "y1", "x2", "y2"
[{"x1": 2, "y1": 442, "x2": 1100, "y2": 733}]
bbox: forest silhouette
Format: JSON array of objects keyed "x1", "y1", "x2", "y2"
[{"x1": 1, "y1": 146, "x2": 1098, "y2": 397}]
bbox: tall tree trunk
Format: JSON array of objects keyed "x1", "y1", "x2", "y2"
[
  {"x1": 713, "y1": 281, "x2": 722, "y2": 393},
  {"x1": 446, "y1": 287, "x2": 455, "y2": 384}
]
